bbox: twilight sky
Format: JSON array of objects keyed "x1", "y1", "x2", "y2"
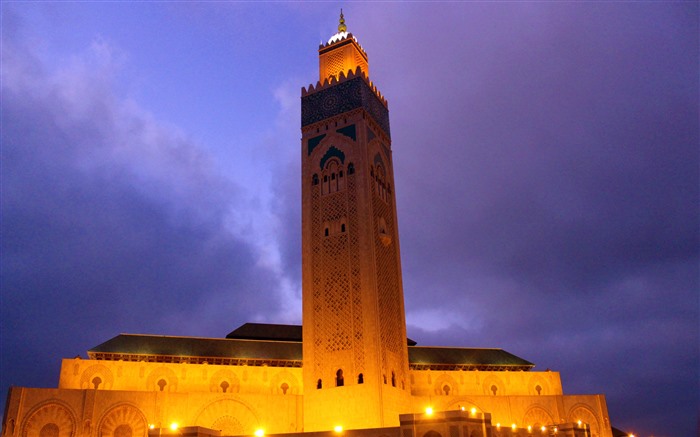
[{"x1": 1, "y1": 3, "x2": 697, "y2": 437}]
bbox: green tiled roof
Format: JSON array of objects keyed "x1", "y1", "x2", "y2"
[
  {"x1": 408, "y1": 346, "x2": 533, "y2": 371},
  {"x1": 88, "y1": 334, "x2": 303, "y2": 365},
  {"x1": 226, "y1": 323, "x2": 302, "y2": 342},
  {"x1": 226, "y1": 323, "x2": 417, "y2": 346},
  {"x1": 88, "y1": 331, "x2": 533, "y2": 371}
]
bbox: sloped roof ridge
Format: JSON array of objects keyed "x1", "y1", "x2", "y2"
[
  {"x1": 96, "y1": 333, "x2": 302, "y2": 345},
  {"x1": 409, "y1": 345, "x2": 508, "y2": 351}
]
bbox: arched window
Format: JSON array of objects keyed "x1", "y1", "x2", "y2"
[
  {"x1": 92, "y1": 376, "x2": 102, "y2": 390},
  {"x1": 281, "y1": 383, "x2": 289, "y2": 394},
  {"x1": 491, "y1": 385, "x2": 498, "y2": 395},
  {"x1": 157, "y1": 379, "x2": 167, "y2": 392},
  {"x1": 442, "y1": 384, "x2": 450, "y2": 395},
  {"x1": 317, "y1": 379, "x2": 322, "y2": 389},
  {"x1": 348, "y1": 163, "x2": 355, "y2": 175},
  {"x1": 114, "y1": 425, "x2": 132, "y2": 437},
  {"x1": 312, "y1": 174, "x2": 319, "y2": 186},
  {"x1": 336, "y1": 369, "x2": 344, "y2": 387},
  {"x1": 220, "y1": 381, "x2": 229, "y2": 393},
  {"x1": 39, "y1": 424, "x2": 59, "y2": 437},
  {"x1": 358, "y1": 373, "x2": 364, "y2": 384}
]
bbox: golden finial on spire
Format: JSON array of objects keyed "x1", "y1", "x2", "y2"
[{"x1": 338, "y1": 9, "x2": 347, "y2": 33}]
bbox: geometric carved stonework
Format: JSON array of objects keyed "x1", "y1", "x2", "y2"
[
  {"x1": 521, "y1": 406, "x2": 555, "y2": 430},
  {"x1": 194, "y1": 399, "x2": 259, "y2": 435},
  {"x1": 97, "y1": 404, "x2": 147, "y2": 437},
  {"x1": 80, "y1": 364, "x2": 114, "y2": 390},
  {"x1": 568, "y1": 406, "x2": 601, "y2": 437},
  {"x1": 21, "y1": 403, "x2": 76, "y2": 437}
]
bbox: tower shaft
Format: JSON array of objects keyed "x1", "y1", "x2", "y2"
[{"x1": 301, "y1": 20, "x2": 410, "y2": 432}]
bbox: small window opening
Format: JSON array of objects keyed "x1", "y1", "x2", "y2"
[
  {"x1": 336, "y1": 369, "x2": 344, "y2": 387},
  {"x1": 348, "y1": 164, "x2": 355, "y2": 175},
  {"x1": 443, "y1": 384, "x2": 450, "y2": 395},
  {"x1": 92, "y1": 376, "x2": 102, "y2": 390},
  {"x1": 220, "y1": 381, "x2": 229, "y2": 393},
  {"x1": 491, "y1": 385, "x2": 498, "y2": 395},
  {"x1": 281, "y1": 382, "x2": 289, "y2": 394},
  {"x1": 391, "y1": 371, "x2": 396, "y2": 387},
  {"x1": 317, "y1": 379, "x2": 322, "y2": 389},
  {"x1": 157, "y1": 379, "x2": 167, "y2": 392},
  {"x1": 331, "y1": 173, "x2": 336, "y2": 180},
  {"x1": 324, "y1": 228, "x2": 329, "y2": 237},
  {"x1": 383, "y1": 374, "x2": 387, "y2": 384},
  {"x1": 535, "y1": 385, "x2": 542, "y2": 395},
  {"x1": 358, "y1": 373, "x2": 364, "y2": 384},
  {"x1": 341, "y1": 223, "x2": 346, "y2": 233},
  {"x1": 312, "y1": 174, "x2": 319, "y2": 186}
]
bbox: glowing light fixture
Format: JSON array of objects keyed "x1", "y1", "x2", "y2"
[
  {"x1": 149, "y1": 425, "x2": 155, "y2": 430},
  {"x1": 527, "y1": 425, "x2": 532, "y2": 433},
  {"x1": 460, "y1": 406, "x2": 465, "y2": 411},
  {"x1": 511, "y1": 424, "x2": 517, "y2": 431},
  {"x1": 425, "y1": 407, "x2": 433, "y2": 416},
  {"x1": 470, "y1": 407, "x2": 476, "y2": 415},
  {"x1": 254, "y1": 430, "x2": 265, "y2": 437},
  {"x1": 170, "y1": 423, "x2": 179, "y2": 431},
  {"x1": 496, "y1": 423, "x2": 501, "y2": 430},
  {"x1": 541, "y1": 426, "x2": 546, "y2": 432},
  {"x1": 333, "y1": 426, "x2": 343, "y2": 433}
]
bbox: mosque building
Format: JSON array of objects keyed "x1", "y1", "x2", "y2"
[{"x1": 2, "y1": 13, "x2": 613, "y2": 437}]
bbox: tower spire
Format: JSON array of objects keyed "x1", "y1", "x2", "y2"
[{"x1": 338, "y1": 9, "x2": 347, "y2": 33}]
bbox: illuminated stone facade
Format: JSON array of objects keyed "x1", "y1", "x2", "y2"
[{"x1": 2, "y1": 14, "x2": 613, "y2": 437}]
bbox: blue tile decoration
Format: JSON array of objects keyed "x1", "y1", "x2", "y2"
[
  {"x1": 302, "y1": 77, "x2": 390, "y2": 138},
  {"x1": 336, "y1": 124, "x2": 356, "y2": 141},
  {"x1": 308, "y1": 134, "x2": 327, "y2": 156},
  {"x1": 320, "y1": 146, "x2": 346, "y2": 169}
]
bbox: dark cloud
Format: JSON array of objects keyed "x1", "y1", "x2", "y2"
[
  {"x1": 0, "y1": 34, "x2": 284, "y2": 398},
  {"x1": 362, "y1": 3, "x2": 699, "y2": 436}
]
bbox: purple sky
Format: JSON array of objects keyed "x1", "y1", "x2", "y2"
[{"x1": 1, "y1": 3, "x2": 697, "y2": 437}]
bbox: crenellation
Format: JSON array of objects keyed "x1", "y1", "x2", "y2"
[{"x1": 301, "y1": 66, "x2": 387, "y2": 109}]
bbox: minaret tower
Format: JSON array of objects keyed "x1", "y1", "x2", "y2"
[{"x1": 301, "y1": 12, "x2": 411, "y2": 431}]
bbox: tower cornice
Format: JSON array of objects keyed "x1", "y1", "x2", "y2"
[{"x1": 301, "y1": 66, "x2": 387, "y2": 109}]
